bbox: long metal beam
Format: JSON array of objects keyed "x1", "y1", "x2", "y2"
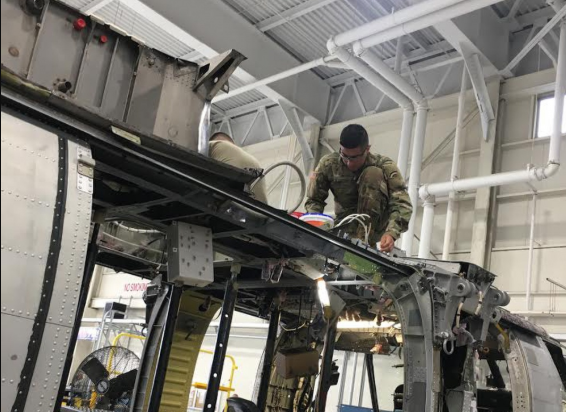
[
  {"x1": 515, "y1": 6, "x2": 555, "y2": 28},
  {"x1": 256, "y1": 0, "x2": 340, "y2": 32},
  {"x1": 203, "y1": 268, "x2": 240, "y2": 412},
  {"x1": 365, "y1": 354, "x2": 380, "y2": 412},
  {"x1": 256, "y1": 304, "x2": 281, "y2": 411},
  {"x1": 212, "y1": 98, "x2": 275, "y2": 122},
  {"x1": 501, "y1": 4, "x2": 566, "y2": 77},
  {"x1": 326, "y1": 41, "x2": 458, "y2": 87},
  {"x1": 315, "y1": 321, "x2": 338, "y2": 412}
]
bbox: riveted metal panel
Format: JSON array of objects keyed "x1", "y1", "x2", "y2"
[
  {"x1": 0, "y1": 112, "x2": 61, "y2": 410},
  {"x1": 24, "y1": 323, "x2": 74, "y2": 411},
  {"x1": 524, "y1": 335, "x2": 562, "y2": 412},
  {"x1": 126, "y1": 47, "x2": 164, "y2": 135},
  {"x1": 99, "y1": 38, "x2": 137, "y2": 121},
  {"x1": 0, "y1": 0, "x2": 38, "y2": 76},
  {"x1": 506, "y1": 332, "x2": 533, "y2": 412},
  {"x1": 0, "y1": 315, "x2": 35, "y2": 412},
  {"x1": 74, "y1": 26, "x2": 117, "y2": 108},
  {"x1": 27, "y1": 4, "x2": 89, "y2": 91},
  {"x1": 152, "y1": 61, "x2": 202, "y2": 151},
  {"x1": 0, "y1": 112, "x2": 93, "y2": 411},
  {"x1": 46, "y1": 140, "x2": 93, "y2": 329},
  {"x1": 0, "y1": 112, "x2": 58, "y2": 320},
  {"x1": 23, "y1": 139, "x2": 93, "y2": 411}
]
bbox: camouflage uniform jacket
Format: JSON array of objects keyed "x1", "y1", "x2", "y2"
[{"x1": 305, "y1": 152, "x2": 413, "y2": 240}]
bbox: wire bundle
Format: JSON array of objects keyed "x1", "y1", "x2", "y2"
[{"x1": 334, "y1": 213, "x2": 372, "y2": 244}]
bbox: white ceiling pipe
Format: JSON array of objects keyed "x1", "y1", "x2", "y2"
[
  {"x1": 331, "y1": 47, "x2": 413, "y2": 109},
  {"x1": 353, "y1": 45, "x2": 426, "y2": 105},
  {"x1": 402, "y1": 106, "x2": 428, "y2": 256},
  {"x1": 550, "y1": 20, "x2": 566, "y2": 164},
  {"x1": 324, "y1": 61, "x2": 350, "y2": 70},
  {"x1": 398, "y1": 109, "x2": 414, "y2": 179},
  {"x1": 418, "y1": 197, "x2": 436, "y2": 258},
  {"x1": 419, "y1": 19, "x2": 565, "y2": 200},
  {"x1": 328, "y1": 0, "x2": 467, "y2": 49},
  {"x1": 525, "y1": 193, "x2": 537, "y2": 313},
  {"x1": 351, "y1": 0, "x2": 503, "y2": 51},
  {"x1": 213, "y1": 56, "x2": 336, "y2": 103}
]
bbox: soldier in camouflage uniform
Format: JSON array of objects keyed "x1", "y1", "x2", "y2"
[{"x1": 305, "y1": 124, "x2": 412, "y2": 252}]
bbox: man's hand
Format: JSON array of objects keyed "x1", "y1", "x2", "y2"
[{"x1": 379, "y1": 234, "x2": 395, "y2": 253}]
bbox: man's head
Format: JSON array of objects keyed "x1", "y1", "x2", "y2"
[
  {"x1": 339, "y1": 124, "x2": 370, "y2": 171},
  {"x1": 210, "y1": 132, "x2": 235, "y2": 144}
]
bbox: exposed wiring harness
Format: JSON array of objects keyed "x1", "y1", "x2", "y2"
[
  {"x1": 280, "y1": 321, "x2": 308, "y2": 332},
  {"x1": 112, "y1": 221, "x2": 162, "y2": 234},
  {"x1": 334, "y1": 213, "x2": 372, "y2": 244},
  {"x1": 250, "y1": 161, "x2": 307, "y2": 214}
]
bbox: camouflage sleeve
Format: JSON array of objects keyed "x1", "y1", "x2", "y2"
[
  {"x1": 304, "y1": 156, "x2": 331, "y2": 213},
  {"x1": 381, "y1": 158, "x2": 413, "y2": 239}
]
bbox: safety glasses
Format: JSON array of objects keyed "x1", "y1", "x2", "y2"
[{"x1": 339, "y1": 148, "x2": 367, "y2": 162}]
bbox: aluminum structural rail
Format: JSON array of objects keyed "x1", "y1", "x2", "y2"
[
  {"x1": 417, "y1": 18, "x2": 566, "y2": 258},
  {"x1": 212, "y1": 56, "x2": 338, "y2": 103},
  {"x1": 442, "y1": 67, "x2": 469, "y2": 260}
]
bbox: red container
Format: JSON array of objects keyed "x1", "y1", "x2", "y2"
[{"x1": 290, "y1": 211, "x2": 305, "y2": 219}]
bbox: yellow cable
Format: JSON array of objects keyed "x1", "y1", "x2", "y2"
[{"x1": 495, "y1": 323, "x2": 510, "y2": 352}]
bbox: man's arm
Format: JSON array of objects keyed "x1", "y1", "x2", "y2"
[
  {"x1": 304, "y1": 160, "x2": 331, "y2": 213},
  {"x1": 382, "y1": 159, "x2": 413, "y2": 240}
]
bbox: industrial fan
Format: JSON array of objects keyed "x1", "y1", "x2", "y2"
[{"x1": 69, "y1": 346, "x2": 140, "y2": 411}]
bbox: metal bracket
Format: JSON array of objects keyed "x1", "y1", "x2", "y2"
[
  {"x1": 77, "y1": 146, "x2": 95, "y2": 194},
  {"x1": 167, "y1": 222, "x2": 214, "y2": 287}
]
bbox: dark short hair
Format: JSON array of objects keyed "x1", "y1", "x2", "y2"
[
  {"x1": 210, "y1": 132, "x2": 234, "y2": 143},
  {"x1": 340, "y1": 124, "x2": 369, "y2": 149}
]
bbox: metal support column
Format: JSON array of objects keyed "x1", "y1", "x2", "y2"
[
  {"x1": 470, "y1": 81, "x2": 500, "y2": 267},
  {"x1": 315, "y1": 321, "x2": 338, "y2": 412},
  {"x1": 365, "y1": 354, "x2": 380, "y2": 412},
  {"x1": 203, "y1": 265, "x2": 240, "y2": 412},
  {"x1": 146, "y1": 285, "x2": 183, "y2": 412},
  {"x1": 337, "y1": 351, "x2": 350, "y2": 411},
  {"x1": 349, "y1": 353, "x2": 359, "y2": 405},
  {"x1": 55, "y1": 223, "x2": 101, "y2": 407},
  {"x1": 525, "y1": 192, "x2": 537, "y2": 313},
  {"x1": 256, "y1": 304, "x2": 281, "y2": 411},
  {"x1": 358, "y1": 355, "x2": 367, "y2": 406}
]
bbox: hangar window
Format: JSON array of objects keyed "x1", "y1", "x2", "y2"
[{"x1": 535, "y1": 94, "x2": 566, "y2": 138}]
